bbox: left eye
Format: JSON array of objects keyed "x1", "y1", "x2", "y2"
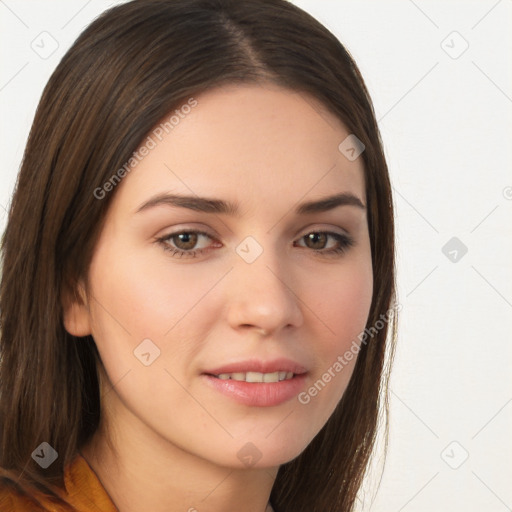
[
  {"x1": 294, "y1": 231, "x2": 351, "y2": 252},
  {"x1": 157, "y1": 230, "x2": 353, "y2": 258}
]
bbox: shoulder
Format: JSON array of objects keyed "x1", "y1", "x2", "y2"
[
  {"x1": 0, "y1": 452, "x2": 116, "y2": 512},
  {"x1": 0, "y1": 477, "x2": 80, "y2": 512},
  {"x1": 0, "y1": 481, "x2": 47, "y2": 511},
  {"x1": 0, "y1": 469, "x2": 75, "y2": 512}
]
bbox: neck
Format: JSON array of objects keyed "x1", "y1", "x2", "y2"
[{"x1": 80, "y1": 389, "x2": 277, "y2": 512}]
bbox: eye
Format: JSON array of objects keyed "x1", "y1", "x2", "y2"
[
  {"x1": 294, "y1": 231, "x2": 354, "y2": 256},
  {"x1": 157, "y1": 230, "x2": 219, "y2": 258}
]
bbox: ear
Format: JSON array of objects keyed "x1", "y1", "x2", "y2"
[{"x1": 62, "y1": 279, "x2": 92, "y2": 337}]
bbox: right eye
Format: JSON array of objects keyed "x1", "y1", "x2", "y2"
[{"x1": 157, "y1": 230, "x2": 220, "y2": 258}]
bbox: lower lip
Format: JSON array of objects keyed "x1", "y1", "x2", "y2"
[{"x1": 202, "y1": 374, "x2": 307, "y2": 407}]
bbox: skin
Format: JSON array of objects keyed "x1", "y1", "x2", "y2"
[{"x1": 64, "y1": 83, "x2": 373, "y2": 512}]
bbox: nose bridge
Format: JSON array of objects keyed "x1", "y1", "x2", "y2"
[{"x1": 226, "y1": 233, "x2": 303, "y2": 333}]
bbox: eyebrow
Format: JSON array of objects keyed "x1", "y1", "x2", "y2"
[{"x1": 135, "y1": 192, "x2": 366, "y2": 216}]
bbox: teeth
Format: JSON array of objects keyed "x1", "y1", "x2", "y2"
[
  {"x1": 263, "y1": 372, "x2": 280, "y2": 383},
  {"x1": 215, "y1": 371, "x2": 294, "y2": 382},
  {"x1": 246, "y1": 371, "x2": 263, "y2": 382}
]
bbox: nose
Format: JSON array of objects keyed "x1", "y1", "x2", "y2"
[{"x1": 226, "y1": 244, "x2": 304, "y2": 337}]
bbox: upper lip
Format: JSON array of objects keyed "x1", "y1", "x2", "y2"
[{"x1": 204, "y1": 358, "x2": 308, "y2": 376}]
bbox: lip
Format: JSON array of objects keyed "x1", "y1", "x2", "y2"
[
  {"x1": 203, "y1": 374, "x2": 307, "y2": 407},
  {"x1": 202, "y1": 358, "x2": 308, "y2": 407},
  {"x1": 204, "y1": 358, "x2": 308, "y2": 376}
]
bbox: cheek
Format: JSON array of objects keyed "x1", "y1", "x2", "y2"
[
  {"x1": 317, "y1": 256, "x2": 373, "y2": 356},
  {"x1": 85, "y1": 242, "x2": 227, "y2": 370},
  {"x1": 299, "y1": 254, "x2": 373, "y2": 423}
]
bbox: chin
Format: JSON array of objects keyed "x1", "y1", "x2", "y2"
[{"x1": 217, "y1": 427, "x2": 317, "y2": 470}]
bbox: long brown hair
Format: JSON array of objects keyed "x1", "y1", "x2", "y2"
[{"x1": 0, "y1": 1, "x2": 397, "y2": 510}]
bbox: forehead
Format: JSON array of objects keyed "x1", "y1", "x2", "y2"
[{"x1": 110, "y1": 83, "x2": 366, "y2": 215}]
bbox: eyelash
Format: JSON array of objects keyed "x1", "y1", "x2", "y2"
[{"x1": 156, "y1": 229, "x2": 354, "y2": 259}]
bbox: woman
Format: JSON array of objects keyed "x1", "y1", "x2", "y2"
[{"x1": 0, "y1": 0, "x2": 397, "y2": 511}]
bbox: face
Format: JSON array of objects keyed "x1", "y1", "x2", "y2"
[{"x1": 66, "y1": 83, "x2": 373, "y2": 469}]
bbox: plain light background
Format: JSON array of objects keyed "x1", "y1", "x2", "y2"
[{"x1": 1, "y1": 1, "x2": 511, "y2": 511}]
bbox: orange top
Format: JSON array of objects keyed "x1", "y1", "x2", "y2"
[{"x1": 0, "y1": 453, "x2": 118, "y2": 512}]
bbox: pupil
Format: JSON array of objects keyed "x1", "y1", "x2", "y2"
[
  {"x1": 307, "y1": 233, "x2": 326, "y2": 249},
  {"x1": 176, "y1": 232, "x2": 197, "y2": 249}
]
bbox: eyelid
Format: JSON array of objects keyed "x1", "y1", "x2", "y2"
[
  {"x1": 155, "y1": 224, "x2": 218, "y2": 239},
  {"x1": 295, "y1": 223, "x2": 350, "y2": 238}
]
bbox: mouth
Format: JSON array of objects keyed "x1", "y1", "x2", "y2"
[
  {"x1": 202, "y1": 359, "x2": 308, "y2": 407},
  {"x1": 209, "y1": 371, "x2": 295, "y2": 383}
]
